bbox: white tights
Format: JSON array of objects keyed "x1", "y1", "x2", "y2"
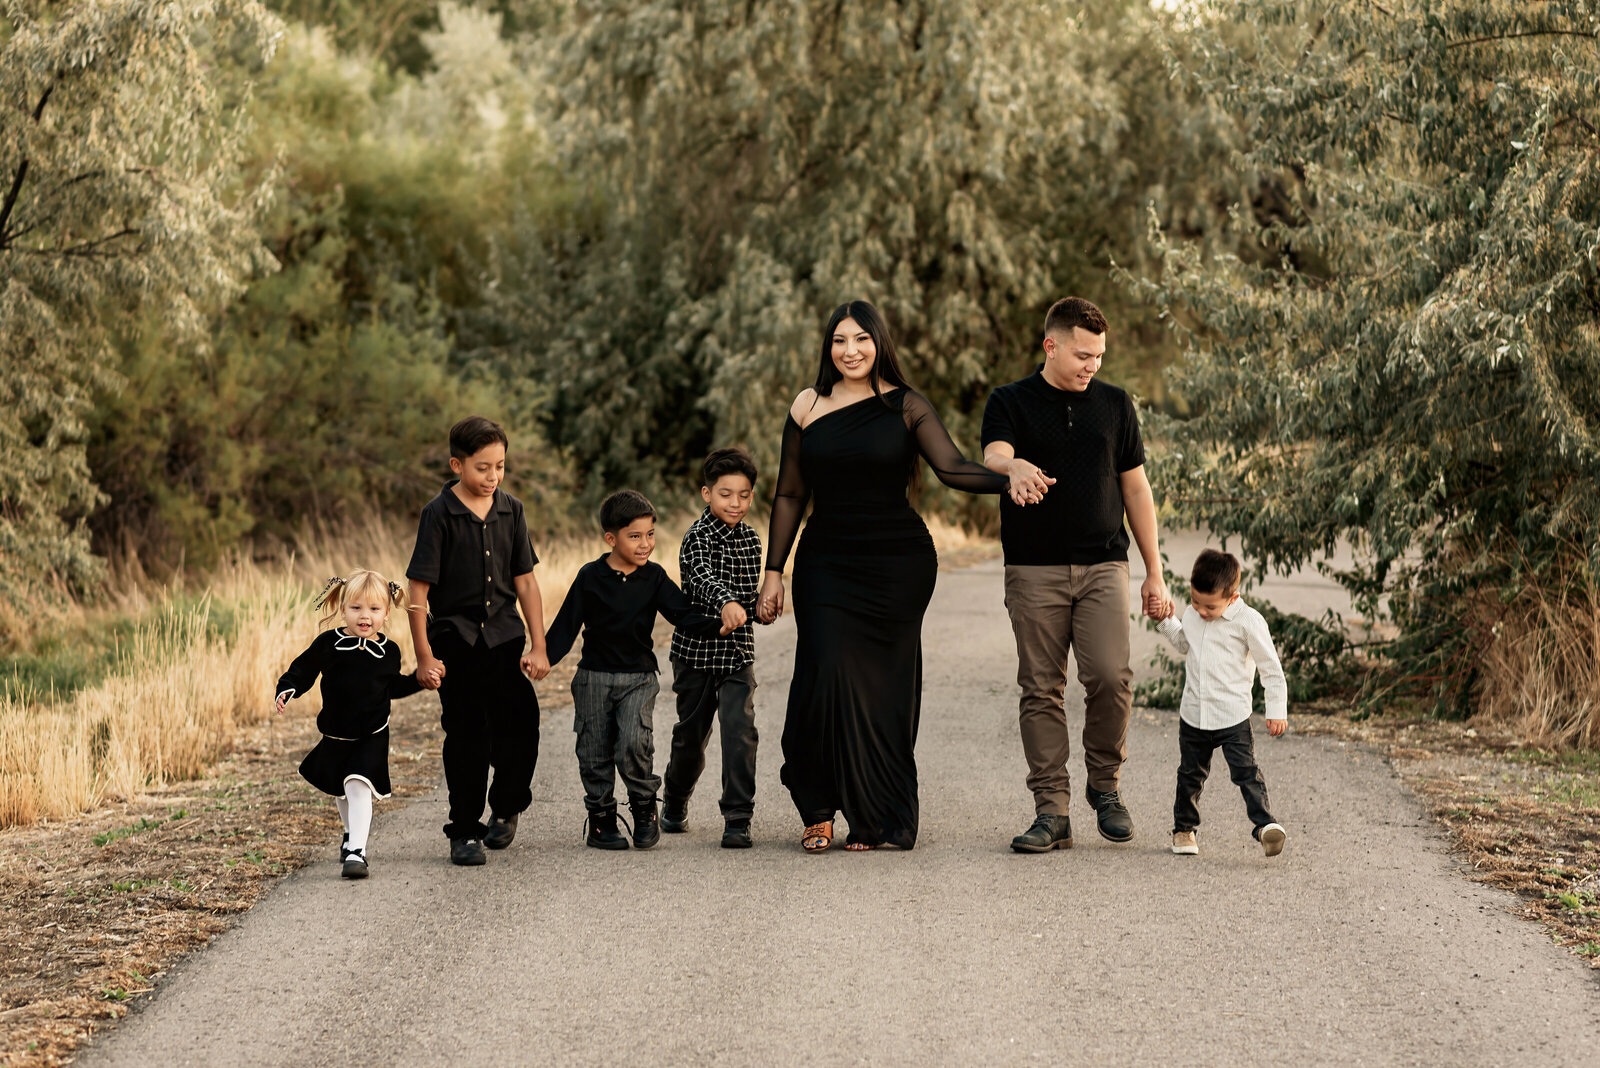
[{"x1": 335, "y1": 777, "x2": 374, "y2": 855}]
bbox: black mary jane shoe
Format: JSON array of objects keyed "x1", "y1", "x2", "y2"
[{"x1": 340, "y1": 847, "x2": 369, "y2": 879}]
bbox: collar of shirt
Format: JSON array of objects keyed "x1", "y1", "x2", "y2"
[
  {"x1": 1221, "y1": 598, "x2": 1244, "y2": 621},
  {"x1": 332, "y1": 629, "x2": 390, "y2": 658},
  {"x1": 693, "y1": 507, "x2": 747, "y2": 542},
  {"x1": 597, "y1": 554, "x2": 653, "y2": 582},
  {"x1": 440, "y1": 480, "x2": 512, "y2": 523}
]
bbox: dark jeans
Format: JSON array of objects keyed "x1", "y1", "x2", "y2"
[
  {"x1": 572, "y1": 668, "x2": 661, "y2": 814},
  {"x1": 663, "y1": 661, "x2": 758, "y2": 821},
  {"x1": 434, "y1": 627, "x2": 540, "y2": 839},
  {"x1": 1173, "y1": 719, "x2": 1276, "y2": 835}
]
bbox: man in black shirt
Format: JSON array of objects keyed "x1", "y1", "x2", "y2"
[
  {"x1": 981, "y1": 297, "x2": 1170, "y2": 853},
  {"x1": 407, "y1": 416, "x2": 550, "y2": 867}
]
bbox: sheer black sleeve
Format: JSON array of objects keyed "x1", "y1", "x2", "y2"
[
  {"x1": 901, "y1": 391, "x2": 1009, "y2": 494},
  {"x1": 764, "y1": 414, "x2": 810, "y2": 572}
]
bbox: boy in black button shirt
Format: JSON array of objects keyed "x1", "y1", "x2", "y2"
[
  {"x1": 407, "y1": 416, "x2": 551, "y2": 867},
  {"x1": 545, "y1": 490, "x2": 728, "y2": 851}
]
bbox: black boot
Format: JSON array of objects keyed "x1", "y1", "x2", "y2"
[
  {"x1": 1086, "y1": 786, "x2": 1134, "y2": 843},
  {"x1": 721, "y1": 818, "x2": 753, "y2": 849},
  {"x1": 660, "y1": 794, "x2": 689, "y2": 833},
  {"x1": 1010, "y1": 813, "x2": 1073, "y2": 853},
  {"x1": 630, "y1": 797, "x2": 661, "y2": 850},
  {"x1": 585, "y1": 807, "x2": 629, "y2": 851}
]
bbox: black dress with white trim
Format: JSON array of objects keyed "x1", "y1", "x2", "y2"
[{"x1": 275, "y1": 629, "x2": 424, "y2": 798}]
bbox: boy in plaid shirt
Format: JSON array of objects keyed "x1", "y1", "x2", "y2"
[{"x1": 661, "y1": 448, "x2": 764, "y2": 848}]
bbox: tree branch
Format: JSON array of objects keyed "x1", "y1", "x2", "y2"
[
  {"x1": 1446, "y1": 30, "x2": 1598, "y2": 50},
  {"x1": 19, "y1": 228, "x2": 143, "y2": 257},
  {"x1": 1, "y1": 81, "x2": 60, "y2": 249}
]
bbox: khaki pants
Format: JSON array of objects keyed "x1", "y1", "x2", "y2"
[{"x1": 1004, "y1": 562, "x2": 1133, "y2": 814}]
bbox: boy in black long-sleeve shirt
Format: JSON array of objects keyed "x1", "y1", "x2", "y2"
[{"x1": 545, "y1": 490, "x2": 727, "y2": 850}]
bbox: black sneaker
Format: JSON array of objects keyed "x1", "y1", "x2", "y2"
[
  {"x1": 341, "y1": 850, "x2": 369, "y2": 879},
  {"x1": 484, "y1": 812, "x2": 519, "y2": 850},
  {"x1": 630, "y1": 797, "x2": 661, "y2": 850},
  {"x1": 1085, "y1": 786, "x2": 1134, "y2": 843},
  {"x1": 1010, "y1": 813, "x2": 1073, "y2": 853},
  {"x1": 450, "y1": 837, "x2": 487, "y2": 866},
  {"x1": 721, "y1": 818, "x2": 753, "y2": 849},
  {"x1": 661, "y1": 795, "x2": 689, "y2": 833},
  {"x1": 585, "y1": 808, "x2": 629, "y2": 851}
]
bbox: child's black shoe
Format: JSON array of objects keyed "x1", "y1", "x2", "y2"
[
  {"x1": 341, "y1": 851, "x2": 369, "y2": 879},
  {"x1": 450, "y1": 837, "x2": 487, "y2": 865},
  {"x1": 585, "y1": 807, "x2": 629, "y2": 850},
  {"x1": 630, "y1": 797, "x2": 661, "y2": 850},
  {"x1": 660, "y1": 794, "x2": 689, "y2": 833},
  {"x1": 484, "y1": 812, "x2": 519, "y2": 850},
  {"x1": 721, "y1": 819, "x2": 753, "y2": 849}
]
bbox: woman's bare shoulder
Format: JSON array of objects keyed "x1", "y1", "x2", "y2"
[{"x1": 789, "y1": 388, "x2": 819, "y2": 424}]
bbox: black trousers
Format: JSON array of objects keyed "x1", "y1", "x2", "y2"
[
  {"x1": 433, "y1": 627, "x2": 540, "y2": 839},
  {"x1": 1173, "y1": 718, "x2": 1275, "y2": 835},
  {"x1": 663, "y1": 661, "x2": 758, "y2": 821}
]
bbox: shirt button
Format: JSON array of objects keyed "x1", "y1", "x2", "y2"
[{"x1": 485, "y1": 550, "x2": 491, "y2": 556}]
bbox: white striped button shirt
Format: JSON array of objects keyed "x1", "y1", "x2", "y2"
[{"x1": 1156, "y1": 598, "x2": 1289, "y2": 729}]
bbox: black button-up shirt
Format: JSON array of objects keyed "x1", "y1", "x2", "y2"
[
  {"x1": 545, "y1": 557, "x2": 722, "y2": 674},
  {"x1": 407, "y1": 481, "x2": 538, "y2": 648}
]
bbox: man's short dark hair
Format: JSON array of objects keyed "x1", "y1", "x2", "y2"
[
  {"x1": 1191, "y1": 549, "x2": 1243, "y2": 596},
  {"x1": 701, "y1": 446, "x2": 759, "y2": 488},
  {"x1": 1043, "y1": 297, "x2": 1108, "y2": 338},
  {"x1": 449, "y1": 415, "x2": 509, "y2": 460},
  {"x1": 600, "y1": 490, "x2": 656, "y2": 534}
]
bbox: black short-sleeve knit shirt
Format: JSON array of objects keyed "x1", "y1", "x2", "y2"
[{"x1": 981, "y1": 370, "x2": 1146, "y2": 566}]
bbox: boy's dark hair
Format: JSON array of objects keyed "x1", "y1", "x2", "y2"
[
  {"x1": 1191, "y1": 549, "x2": 1243, "y2": 596},
  {"x1": 449, "y1": 415, "x2": 509, "y2": 460},
  {"x1": 701, "y1": 446, "x2": 759, "y2": 488},
  {"x1": 1043, "y1": 297, "x2": 1108, "y2": 338},
  {"x1": 600, "y1": 490, "x2": 656, "y2": 534}
]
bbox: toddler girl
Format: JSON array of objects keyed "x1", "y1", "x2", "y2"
[{"x1": 275, "y1": 570, "x2": 441, "y2": 878}]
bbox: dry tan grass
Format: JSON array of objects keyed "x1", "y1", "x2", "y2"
[
  {"x1": 0, "y1": 518, "x2": 686, "y2": 830},
  {"x1": 1475, "y1": 570, "x2": 1600, "y2": 750}
]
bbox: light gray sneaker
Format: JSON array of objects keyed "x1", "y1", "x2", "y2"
[
  {"x1": 1171, "y1": 831, "x2": 1199, "y2": 856},
  {"x1": 1259, "y1": 823, "x2": 1287, "y2": 857}
]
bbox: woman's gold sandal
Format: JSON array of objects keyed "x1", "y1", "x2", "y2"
[{"x1": 802, "y1": 821, "x2": 834, "y2": 852}]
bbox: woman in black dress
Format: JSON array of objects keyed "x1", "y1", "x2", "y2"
[{"x1": 757, "y1": 300, "x2": 1019, "y2": 851}]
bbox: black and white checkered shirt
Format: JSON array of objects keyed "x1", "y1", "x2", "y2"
[{"x1": 670, "y1": 508, "x2": 762, "y2": 672}]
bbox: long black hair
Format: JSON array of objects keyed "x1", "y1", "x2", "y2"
[{"x1": 813, "y1": 300, "x2": 915, "y2": 399}]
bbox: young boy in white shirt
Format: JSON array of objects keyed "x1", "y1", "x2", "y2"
[{"x1": 1156, "y1": 549, "x2": 1289, "y2": 858}]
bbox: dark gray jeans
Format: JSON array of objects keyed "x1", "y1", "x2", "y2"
[
  {"x1": 663, "y1": 661, "x2": 758, "y2": 821},
  {"x1": 572, "y1": 668, "x2": 661, "y2": 813}
]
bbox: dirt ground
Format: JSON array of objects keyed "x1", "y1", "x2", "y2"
[
  {"x1": 0, "y1": 691, "x2": 450, "y2": 1068},
  {"x1": 1296, "y1": 713, "x2": 1600, "y2": 969}
]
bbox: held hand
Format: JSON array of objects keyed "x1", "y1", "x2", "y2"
[
  {"x1": 418, "y1": 654, "x2": 445, "y2": 689},
  {"x1": 721, "y1": 601, "x2": 748, "y2": 632},
  {"x1": 1007, "y1": 459, "x2": 1056, "y2": 507},
  {"x1": 1141, "y1": 575, "x2": 1170, "y2": 620},
  {"x1": 521, "y1": 649, "x2": 551, "y2": 681},
  {"x1": 757, "y1": 572, "x2": 785, "y2": 623},
  {"x1": 1266, "y1": 718, "x2": 1287, "y2": 737}
]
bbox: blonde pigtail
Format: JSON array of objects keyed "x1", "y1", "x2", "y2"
[
  {"x1": 316, "y1": 576, "x2": 349, "y2": 628},
  {"x1": 387, "y1": 580, "x2": 409, "y2": 614}
]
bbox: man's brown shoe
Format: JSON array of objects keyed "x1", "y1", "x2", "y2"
[{"x1": 1171, "y1": 831, "x2": 1199, "y2": 855}]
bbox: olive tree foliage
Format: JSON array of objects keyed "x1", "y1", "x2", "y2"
[
  {"x1": 503, "y1": 0, "x2": 1235, "y2": 502},
  {"x1": 1132, "y1": 0, "x2": 1600, "y2": 716},
  {"x1": 0, "y1": 0, "x2": 282, "y2": 620}
]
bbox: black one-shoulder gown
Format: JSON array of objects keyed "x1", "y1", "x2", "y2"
[{"x1": 766, "y1": 388, "x2": 1006, "y2": 848}]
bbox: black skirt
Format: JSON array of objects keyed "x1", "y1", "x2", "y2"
[{"x1": 299, "y1": 727, "x2": 392, "y2": 798}]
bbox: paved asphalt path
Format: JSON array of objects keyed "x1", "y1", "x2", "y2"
[{"x1": 84, "y1": 540, "x2": 1600, "y2": 1066}]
